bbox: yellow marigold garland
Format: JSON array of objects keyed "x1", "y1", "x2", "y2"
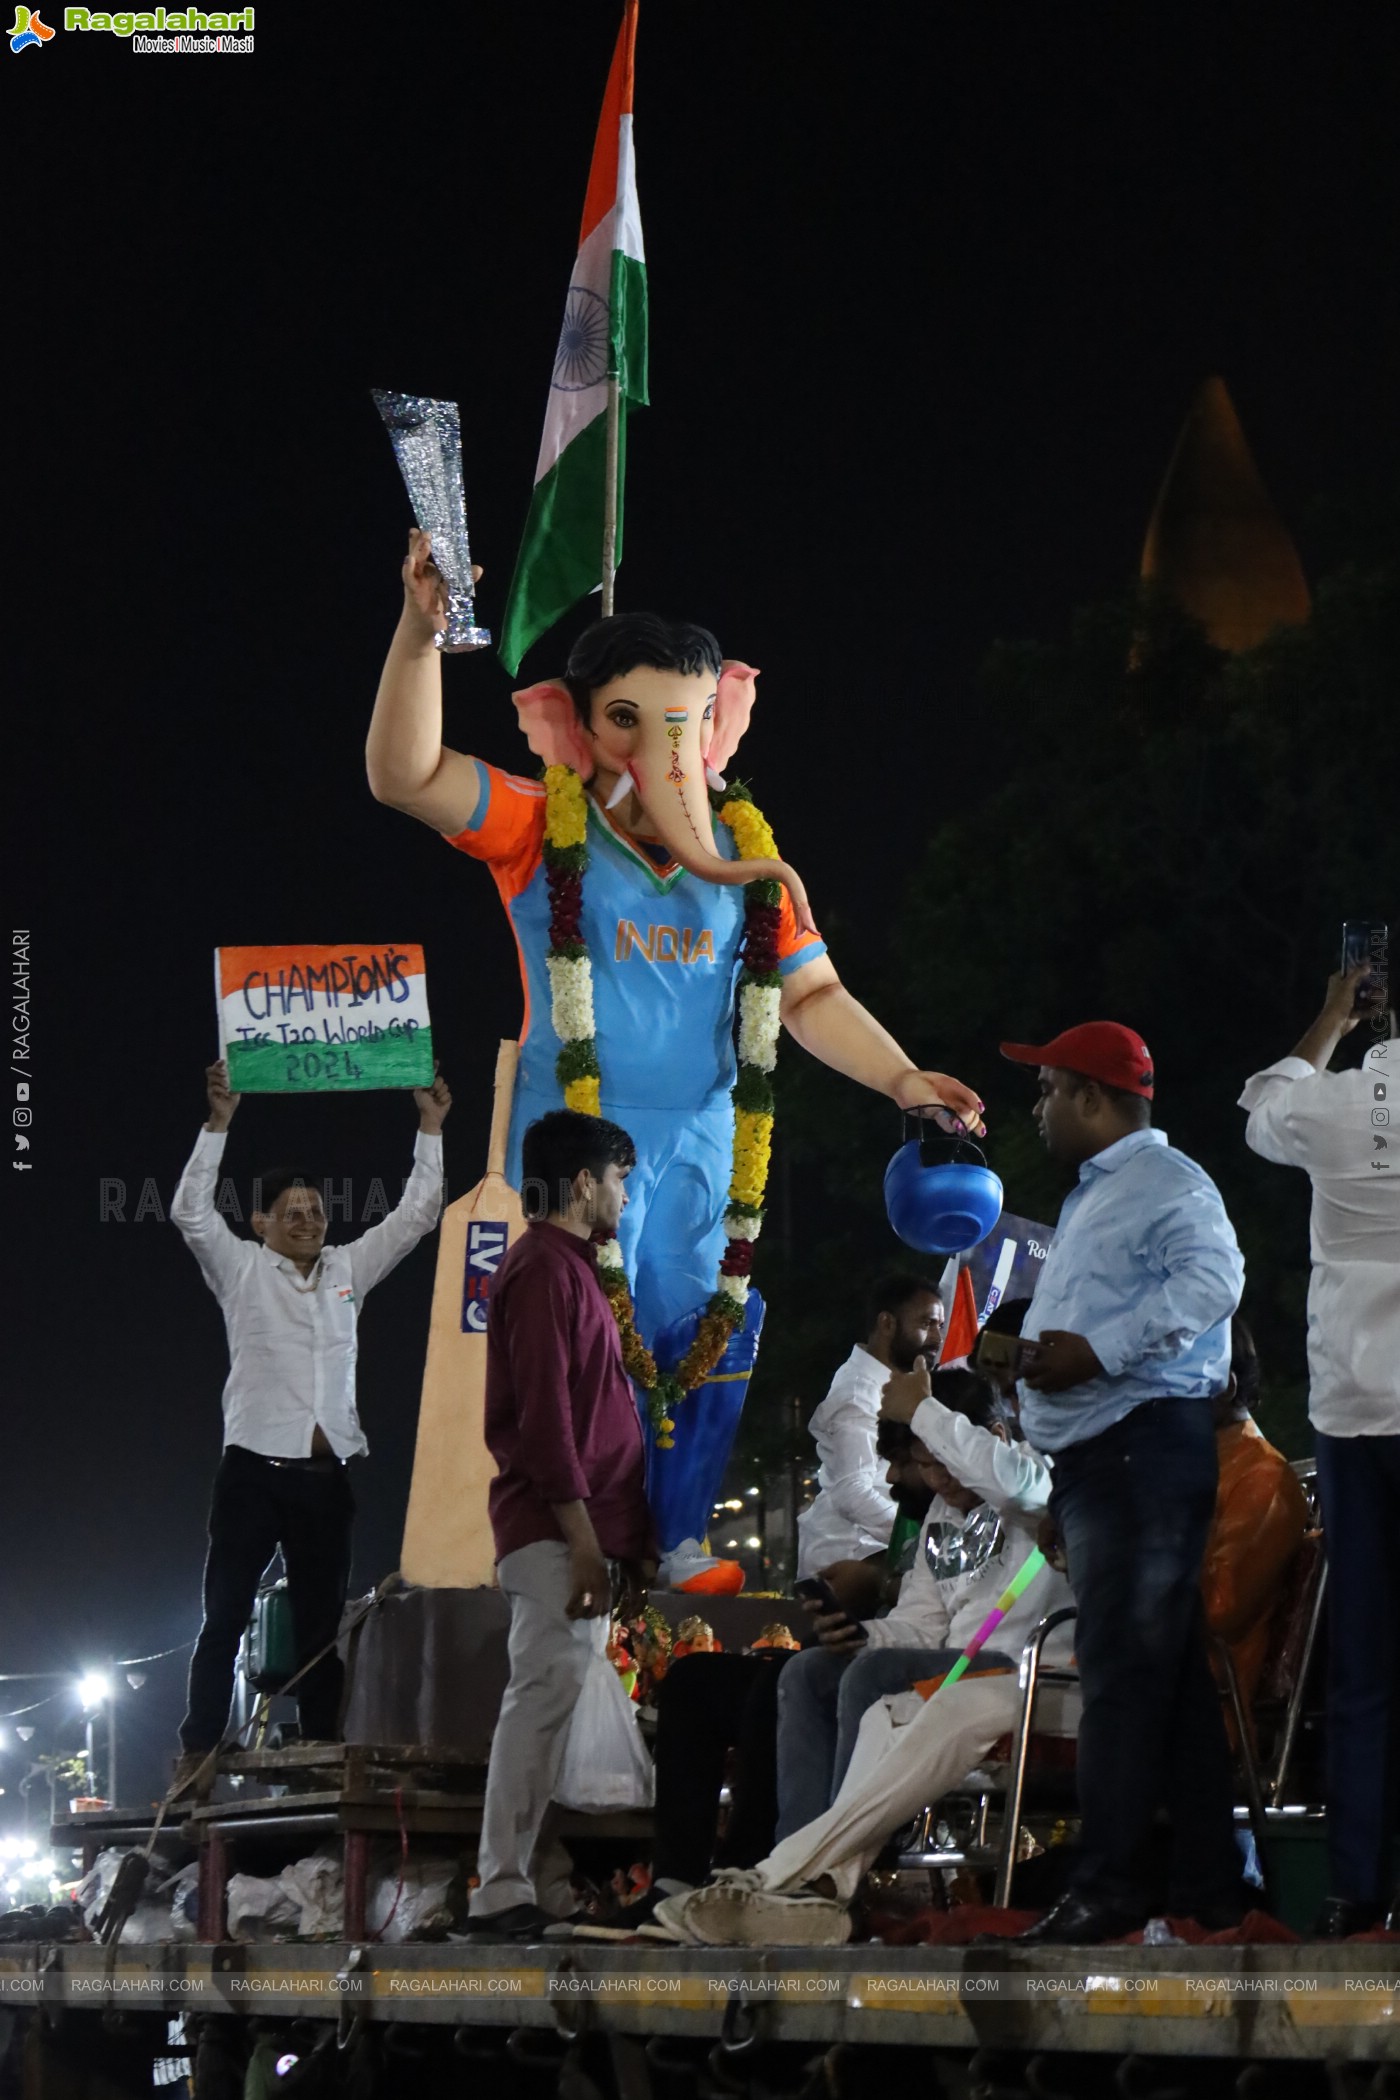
[{"x1": 540, "y1": 770, "x2": 785, "y2": 1446}]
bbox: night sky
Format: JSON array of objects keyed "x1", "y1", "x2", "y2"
[{"x1": 7, "y1": 7, "x2": 1397, "y2": 1809}]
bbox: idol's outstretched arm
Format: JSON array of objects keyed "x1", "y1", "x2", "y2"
[
  {"x1": 366, "y1": 529, "x2": 485, "y2": 835},
  {"x1": 780, "y1": 954, "x2": 985, "y2": 1134}
]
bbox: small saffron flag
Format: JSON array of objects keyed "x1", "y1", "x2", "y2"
[
  {"x1": 939, "y1": 1263, "x2": 982, "y2": 1364},
  {"x1": 499, "y1": 0, "x2": 647, "y2": 674}
]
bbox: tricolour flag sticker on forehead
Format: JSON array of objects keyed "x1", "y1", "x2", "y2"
[{"x1": 215, "y1": 943, "x2": 434, "y2": 1093}]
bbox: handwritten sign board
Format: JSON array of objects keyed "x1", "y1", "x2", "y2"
[{"x1": 215, "y1": 944, "x2": 434, "y2": 1093}]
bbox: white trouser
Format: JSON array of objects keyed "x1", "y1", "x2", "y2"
[
  {"x1": 754, "y1": 1672, "x2": 1023, "y2": 1903},
  {"x1": 469, "y1": 1539, "x2": 596, "y2": 1918}
]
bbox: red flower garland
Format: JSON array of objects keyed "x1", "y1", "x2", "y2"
[{"x1": 547, "y1": 863, "x2": 584, "y2": 944}]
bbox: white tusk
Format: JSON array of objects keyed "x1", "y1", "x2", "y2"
[
  {"x1": 605, "y1": 768, "x2": 634, "y2": 810},
  {"x1": 705, "y1": 764, "x2": 727, "y2": 791}
]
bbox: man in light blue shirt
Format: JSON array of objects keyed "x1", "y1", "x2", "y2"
[{"x1": 998, "y1": 1021, "x2": 1246, "y2": 1946}]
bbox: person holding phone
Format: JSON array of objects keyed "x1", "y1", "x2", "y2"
[
  {"x1": 651, "y1": 1374, "x2": 1070, "y2": 1948},
  {"x1": 1240, "y1": 956, "x2": 1400, "y2": 1937},
  {"x1": 775, "y1": 1370, "x2": 1054, "y2": 1841},
  {"x1": 999, "y1": 1021, "x2": 1247, "y2": 1947}
]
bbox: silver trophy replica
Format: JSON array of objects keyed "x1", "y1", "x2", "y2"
[{"x1": 372, "y1": 389, "x2": 491, "y2": 653}]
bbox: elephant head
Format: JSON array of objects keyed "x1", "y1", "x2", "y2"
[{"x1": 513, "y1": 653, "x2": 814, "y2": 930}]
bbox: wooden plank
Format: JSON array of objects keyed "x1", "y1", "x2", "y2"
[{"x1": 219, "y1": 1741, "x2": 476, "y2": 1773}]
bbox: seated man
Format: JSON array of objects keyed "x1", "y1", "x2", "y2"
[
  {"x1": 575, "y1": 1422, "x2": 940, "y2": 1941},
  {"x1": 1202, "y1": 1316, "x2": 1309, "y2": 1750},
  {"x1": 780, "y1": 1372, "x2": 1021, "y2": 1838},
  {"x1": 796, "y1": 1274, "x2": 944, "y2": 1578},
  {"x1": 664, "y1": 1371, "x2": 1073, "y2": 1944}
]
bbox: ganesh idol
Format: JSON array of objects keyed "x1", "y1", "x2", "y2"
[{"x1": 367, "y1": 530, "x2": 984, "y2": 1590}]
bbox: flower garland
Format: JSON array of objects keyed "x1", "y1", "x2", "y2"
[{"x1": 541, "y1": 764, "x2": 782, "y2": 1447}]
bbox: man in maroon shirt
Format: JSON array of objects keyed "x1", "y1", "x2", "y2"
[{"x1": 465, "y1": 1109, "x2": 655, "y2": 1939}]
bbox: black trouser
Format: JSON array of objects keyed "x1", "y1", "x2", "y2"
[
  {"x1": 180, "y1": 1445, "x2": 355, "y2": 1753},
  {"x1": 1050, "y1": 1397, "x2": 1241, "y2": 1914},
  {"x1": 652, "y1": 1650, "x2": 793, "y2": 1887},
  {"x1": 1314, "y1": 1427, "x2": 1400, "y2": 1906}
]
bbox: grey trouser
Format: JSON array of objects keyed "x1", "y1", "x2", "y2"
[{"x1": 469, "y1": 1539, "x2": 597, "y2": 1918}]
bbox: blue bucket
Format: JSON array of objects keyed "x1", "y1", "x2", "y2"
[{"x1": 884, "y1": 1126, "x2": 1004, "y2": 1257}]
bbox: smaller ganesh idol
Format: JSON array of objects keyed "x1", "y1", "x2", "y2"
[
  {"x1": 367, "y1": 539, "x2": 986, "y2": 1590},
  {"x1": 628, "y1": 1604, "x2": 675, "y2": 1705},
  {"x1": 671, "y1": 1616, "x2": 722, "y2": 1661},
  {"x1": 606, "y1": 1623, "x2": 640, "y2": 1703}
]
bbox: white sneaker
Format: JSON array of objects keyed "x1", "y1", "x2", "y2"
[
  {"x1": 648, "y1": 1890, "x2": 708, "y2": 1945},
  {"x1": 672, "y1": 1881, "x2": 852, "y2": 1948},
  {"x1": 656, "y1": 1538, "x2": 718, "y2": 1587}
]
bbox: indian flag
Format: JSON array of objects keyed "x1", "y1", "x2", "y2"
[
  {"x1": 215, "y1": 943, "x2": 435, "y2": 1094},
  {"x1": 499, "y1": 0, "x2": 647, "y2": 675}
]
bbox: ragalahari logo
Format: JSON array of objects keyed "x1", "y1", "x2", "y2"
[{"x1": 9, "y1": 6, "x2": 54, "y2": 46}]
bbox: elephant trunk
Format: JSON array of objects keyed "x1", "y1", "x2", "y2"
[{"x1": 624, "y1": 742, "x2": 815, "y2": 934}]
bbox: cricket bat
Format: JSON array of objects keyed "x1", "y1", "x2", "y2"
[{"x1": 400, "y1": 1039, "x2": 523, "y2": 1588}]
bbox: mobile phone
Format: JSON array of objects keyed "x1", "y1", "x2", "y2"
[
  {"x1": 795, "y1": 1576, "x2": 842, "y2": 1613},
  {"x1": 974, "y1": 1330, "x2": 1029, "y2": 1377},
  {"x1": 1342, "y1": 921, "x2": 1388, "y2": 1015},
  {"x1": 793, "y1": 1577, "x2": 866, "y2": 1639}
]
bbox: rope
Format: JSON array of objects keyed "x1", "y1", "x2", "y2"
[
  {"x1": 0, "y1": 1688, "x2": 69, "y2": 1719},
  {"x1": 115, "y1": 1640, "x2": 196, "y2": 1668},
  {"x1": 1, "y1": 1637, "x2": 195, "y2": 1691}
]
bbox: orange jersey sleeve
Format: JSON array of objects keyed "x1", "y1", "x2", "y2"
[
  {"x1": 442, "y1": 760, "x2": 546, "y2": 903},
  {"x1": 776, "y1": 886, "x2": 827, "y2": 976}
]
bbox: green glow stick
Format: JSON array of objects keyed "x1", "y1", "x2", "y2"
[{"x1": 936, "y1": 1547, "x2": 1047, "y2": 1693}]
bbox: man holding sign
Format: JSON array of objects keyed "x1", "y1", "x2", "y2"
[{"x1": 170, "y1": 1058, "x2": 449, "y2": 1794}]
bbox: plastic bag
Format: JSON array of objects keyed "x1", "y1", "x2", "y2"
[
  {"x1": 279, "y1": 1848, "x2": 344, "y2": 1937},
  {"x1": 554, "y1": 1616, "x2": 655, "y2": 1812},
  {"x1": 225, "y1": 1848, "x2": 345, "y2": 1941},
  {"x1": 367, "y1": 1854, "x2": 461, "y2": 1942},
  {"x1": 226, "y1": 1871, "x2": 300, "y2": 1941}
]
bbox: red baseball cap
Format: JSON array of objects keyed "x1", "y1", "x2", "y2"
[{"x1": 999, "y1": 1022, "x2": 1155, "y2": 1099}]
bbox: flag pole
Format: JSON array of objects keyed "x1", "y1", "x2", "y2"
[{"x1": 602, "y1": 373, "x2": 620, "y2": 615}]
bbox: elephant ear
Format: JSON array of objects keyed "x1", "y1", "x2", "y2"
[
  {"x1": 511, "y1": 680, "x2": 595, "y2": 777},
  {"x1": 709, "y1": 659, "x2": 760, "y2": 775}
]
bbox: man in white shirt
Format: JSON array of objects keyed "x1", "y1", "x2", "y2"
[
  {"x1": 656, "y1": 1367, "x2": 1071, "y2": 1945},
  {"x1": 796, "y1": 1274, "x2": 944, "y2": 1579},
  {"x1": 777, "y1": 1369, "x2": 1049, "y2": 1840},
  {"x1": 1239, "y1": 961, "x2": 1400, "y2": 1936},
  {"x1": 171, "y1": 1058, "x2": 449, "y2": 1788}
]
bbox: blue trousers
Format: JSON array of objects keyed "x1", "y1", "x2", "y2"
[
  {"x1": 1314, "y1": 1428, "x2": 1400, "y2": 1906},
  {"x1": 508, "y1": 1090, "x2": 730, "y2": 1339},
  {"x1": 1050, "y1": 1397, "x2": 1242, "y2": 1914},
  {"x1": 774, "y1": 1642, "x2": 1013, "y2": 1841}
]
